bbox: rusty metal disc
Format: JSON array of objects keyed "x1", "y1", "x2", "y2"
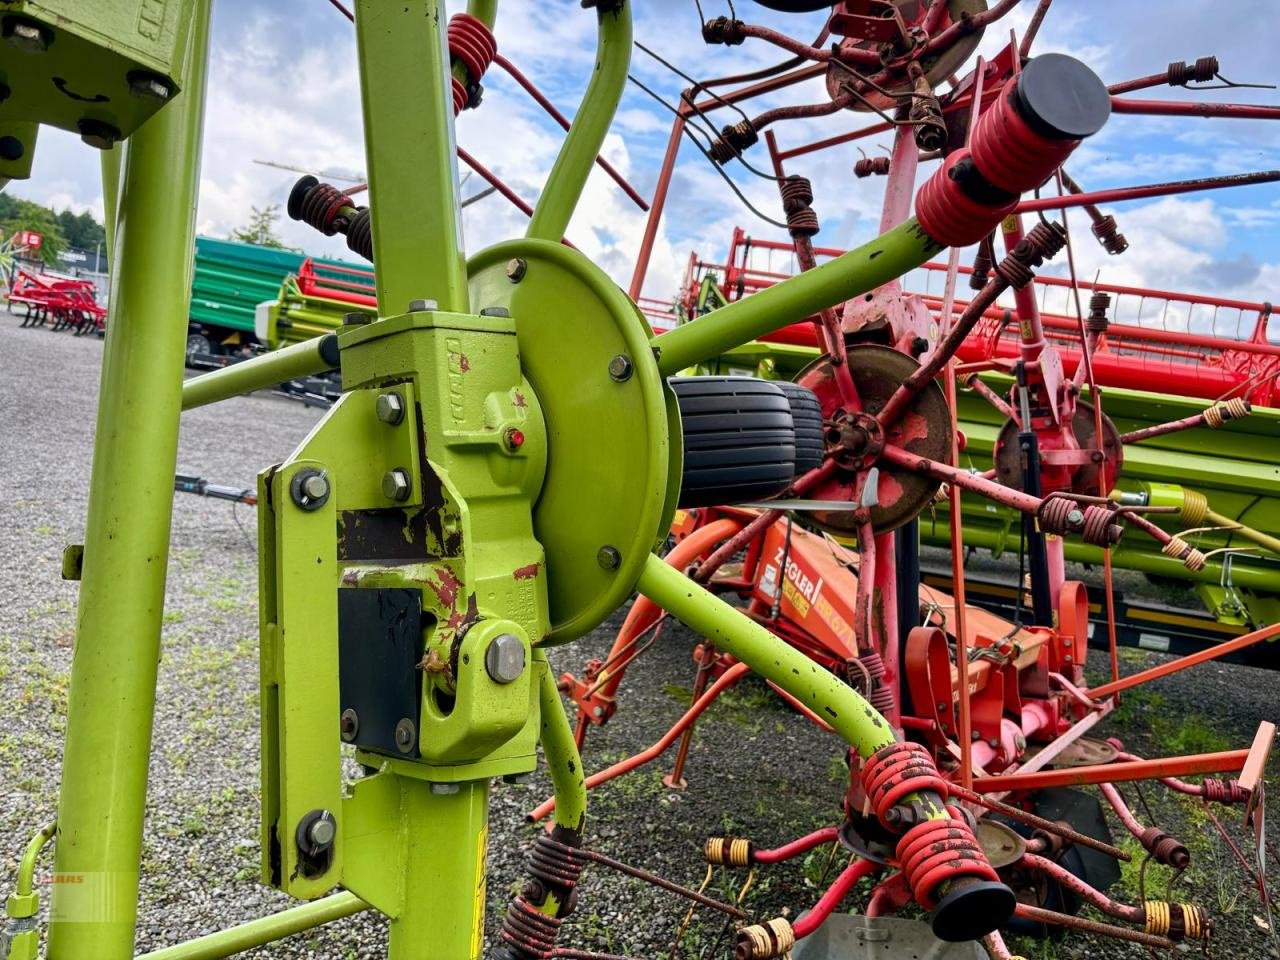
[
  {"x1": 976, "y1": 818, "x2": 1027, "y2": 869},
  {"x1": 797, "y1": 344, "x2": 952, "y2": 535},
  {"x1": 826, "y1": 0, "x2": 989, "y2": 112},
  {"x1": 993, "y1": 399, "x2": 1123, "y2": 497}
]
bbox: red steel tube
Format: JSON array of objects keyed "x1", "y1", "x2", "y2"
[
  {"x1": 1015, "y1": 169, "x2": 1280, "y2": 214},
  {"x1": 1097, "y1": 782, "x2": 1147, "y2": 842},
  {"x1": 628, "y1": 114, "x2": 685, "y2": 300},
  {"x1": 791, "y1": 858, "x2": 880, "y2": 938},
  {"x1": 879, "y1": 444, "x2": 1044, "y2": 514},
  {"x1": 1111, "y1": 97, "x2": 1280, "y2": 121},
  {"x1": 1085, "y1": 620, "x2": 1280, "y2": 700},
  {"x1": 971, "y1": 750, "x2": 1250, "y2": 794},
  {"x1": 1020, "y1": 853, "x2": 1143, "y2": 924},
  {"x1": 528, "y1": 662, "x2": 751, "y2": 822},
  {"x1": 1119, "y1": 410, "x2": 1214, "y2": 444},
  {"x1": 752, "y1": 827, "x2": 841, "y2": 865}
]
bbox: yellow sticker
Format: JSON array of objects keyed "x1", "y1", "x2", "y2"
[{"x1": 471, "y1": 822, "x2": 488, "y2": 960}]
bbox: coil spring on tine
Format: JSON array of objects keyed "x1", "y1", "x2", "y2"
[
  {"x1": 705, "y1": 836, "x2": 753, "y2": 866},
  {"x1": 529, "y1": 834, "x2": 586, "y2": 890},
  {"x1": 1080, "y1": 505, "x2": 1120, "y2": 547},
  {"x1": 346, "y1": 209, "x2": 374, "y2": 262},
  {"x1": 1086, "y1": 291, "x2": 1111, "y2": 332},
  {"x1": 1091, "y1": 214, "x2": 1128, "y2": 254},
  {"x1": 1203, "y1": 396, "x2": 1250, "y2": 428},
  {"x1": 735, "y1": 917, "x2": 795, "y2": 960},
  {"x1": 298, "y1": 181, "x2": 354, "y2": 236},
  {"x1": 1140, "y1": 827, "x2": 1190, "y2": 868},
  {"x1": 1037, "y1": 496, "x2": 1078, "y2": 536},
  {"x1": 1202, "y1": 778, "x2": 1250, "y2": 804},
  {"x1": 854, "y1": 156, "x2": 890, "y2": 178},
  {"x1": 448, "y1": 13, "x2": 496, "y2": 115},
  {"x1": 1167, "y1": 56, "x2": 1219, "y2": 87},
  {"x1": 1162, "y1": 535, "x2": 1207, "y2": 572},
  {"x1": 1179, "y1": 488, "x2": 1209, "y2": 526},
  {"x1": 1145, "y1": 901, "x2": 1210, "y2": 942},
  {"x1": 498, "y1": 896, "x2": 562, "y2": 959},
  {"x1": 710, "y1": 121, "x2": 757, "y2": 164},
  {"x1": 702, "y1": 16, "x2": 744, "y2": 45},
  {"x1": 1023, "y1": 220, "x2": 1068, "y2": 262}
]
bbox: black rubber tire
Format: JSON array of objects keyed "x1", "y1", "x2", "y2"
[
  {"x1": 774, "y1": 380, "x2": 824, "y2": 475},
  {"x1": 670, "y1": 376, "x2": 796, "y2": 509}
]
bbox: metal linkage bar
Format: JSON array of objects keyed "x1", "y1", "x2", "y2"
[
  {"x1": 1015, "y1": 169, "x2": 1280, "y2": 214},
  {"x1": 181, "y1": 335, "x2": 339, "y2": 411},
  {"x1": 135, "y1": 893, "x2": 369, "y2": 960},
  {"x1": 1085, "y1": 621, "x2": 1280, "y2": 700},
  {"x1": 971, "y1": 751, "x2": 1251, "y2": 793}
]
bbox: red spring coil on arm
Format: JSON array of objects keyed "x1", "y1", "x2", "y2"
[
  {"x1": 448, "y1": 13, "x2": 497, "y2": 116},
  {"x1": 861, "y1": 743, "x2": 1000, "y2": 911}
]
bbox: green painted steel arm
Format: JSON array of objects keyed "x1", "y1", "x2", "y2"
[
  {"x1": 651, "y1": 219, "x2": 941, "y2": 376},
  {"x1": 525, "y1": 3, "x2": 631, "y2": 242},
  {"x1": 536, "y1": 652, "x2": 587, "y2": 834},
  {"x1": 134, "y1": 893, "x2": 368, "y2": 960},
  {"x1": 636, "y1": 554, "x2": 898, "y2": 758},
  {"x1": 180, "y1": 334, "x2": 339, "y2": 410}
]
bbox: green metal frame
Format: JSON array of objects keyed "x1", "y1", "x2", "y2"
[{"x1": 3, "y1": 2, "x2": 967, "y2": 958}]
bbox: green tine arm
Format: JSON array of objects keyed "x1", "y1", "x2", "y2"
[{"x1": 526, "y1": 3, "x2": 631, "y2": 242}]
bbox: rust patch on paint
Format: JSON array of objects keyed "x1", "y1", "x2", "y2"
[{"x1": 513, "y1": 562, "x2": 540, "y2": 580}]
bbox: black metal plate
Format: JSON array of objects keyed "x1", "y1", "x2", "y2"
[{"x1": 337, "y1": 588, "x2": 424, "y2": 758}]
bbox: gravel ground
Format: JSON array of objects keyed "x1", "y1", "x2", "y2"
[{"x1": 0, "y1": 315, "x2": 1276, "y2": 959}]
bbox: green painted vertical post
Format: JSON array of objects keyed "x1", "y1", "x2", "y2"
[
  {"x1": 387, "y1": 779, "x2": 490, "y2": 960},
  {"x1": 354, "y1": 0, "x2": 469, "y2": 314},
  {"x1": 536, "y1": 654, "x2": 586, "y2": 834},
  {"x1": 45, "y1": 3, "x2": 212, "y2": 957},
  {"x1": 525, "y1": 2, "x2": 631, "y2": 243}
]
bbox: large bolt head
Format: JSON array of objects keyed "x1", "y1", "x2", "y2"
[
  {"x1": 608, "y1": 354, "x2": 634, "y2": 382},
  {"x1": 340, "y1": 708, "x2": 359, "y2": 743},
  {"x1": 290, "y1": 469, "x2": 330, "y2": 511},
  {"x1": 407, "y1": 299, "x2": 439, "y2": 313},
  {"x1": 308, "y1": 816, "x2": 337, "y2": 848},
  {"x1": 597, "y1": 545, "x2": 621, "y2": 570},
  {"x1": 375, "y1": 392, "x2": 405, "y2": 425},
  {"x1": 382, "y1": 469, "x2": 411, "y2": 502},
  {"x1": 485, "y1": 633, "x2": 526, "y2": 684},
  {"x1": 128, "y1": 71, "x2": 173, "y2": 102},
  {"x1": 506, "y1": 257, "x2": 528, "y2": 282}
]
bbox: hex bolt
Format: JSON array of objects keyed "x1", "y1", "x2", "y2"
[
  {"x1": 430, "y1": 783, "x2": 460, "y2": 795},
  {"x1": 78, "y1": 119, "x2": 121, "y2": 151},
  {"x1": 375, "y1": 392, "x2": 405, "y2": 425},
  {"x1": 485, "y1": 633, "x2": 526, "y2": 684},
  {"x1": 1066, "y1": 508, "x2": 1085, "y2": 527},
  {"x1": 597, "y1": 545, "x2": 621, "y2": 570},
  {"x1": 394, "y1": 718, "x2": 416, "y2": 754},
  {"x1": 340, "y1": 708, "x2": 359, "y2": 743},
  {"x1": 383, "y1": 469, "x2": 411, "y2": 502},
  {"x1": 408, "y1": 299, "x2": 439, "y2": 313},
  {"x1": 480, "y1": 306, "x2": 511, "y2": 318},
  {"x1": 506, "y1": 258, "x2": 528, "y2": 283},
  {"x1": 6, "y1": 19, "x2": 49, "y2": 53},
  {"x1": 608, "y1": 354, "x2": 634, "y2": 382},
  {"x1": 290, "y1": 469, "x2": 330, "y2": 511},
  {"x1": 127, "y1": 71, "x2": 173, "y2": 102},
  {"x1": 342, "y1": 311, "x2": 371, "y2": 326}
]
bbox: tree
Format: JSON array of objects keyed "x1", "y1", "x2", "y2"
[
  {"x1": 0, "y1": 197, "x2": 66, "y2": 267},
  {"x1": 56, "y1": 208, "x2": 105, "y2": 251},
  {"x1": 230, "y1": 205, "x2": 288, "y2": 249}
]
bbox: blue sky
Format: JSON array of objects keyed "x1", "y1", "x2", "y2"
[{"x1": 11, "y1": 0, "x2": 1280, "y2": 314}]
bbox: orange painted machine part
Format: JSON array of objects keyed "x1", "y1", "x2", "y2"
[{"x1": 560, "y1": 516, "x2": 742, "y2": 736}]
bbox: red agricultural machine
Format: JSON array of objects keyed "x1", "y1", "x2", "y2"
[
  {"x1": 6, "y1": 268, "x2": 106, "y2": 336},
  {"x1": 539, "y1": 2, "x2": 1280, "y2": 957}
]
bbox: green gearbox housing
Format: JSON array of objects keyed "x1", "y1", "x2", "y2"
[{"x1": 0, "y1": 0, "x2": 192, "y2": 180}]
